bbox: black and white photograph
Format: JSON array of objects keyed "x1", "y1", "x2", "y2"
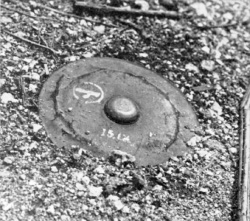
[{"x1": 0, "y1": 0, "x2": 249, "y2": 220}]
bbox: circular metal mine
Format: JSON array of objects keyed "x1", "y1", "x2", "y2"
[{"x1": 39, "y1": 58, "x2": 199, "y2": 166}]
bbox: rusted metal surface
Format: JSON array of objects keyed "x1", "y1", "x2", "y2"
[{"x1": 39, "y1": 58, "x2": 199, "y2": 166}]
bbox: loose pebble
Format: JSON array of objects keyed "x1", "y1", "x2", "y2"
[
  {"x1": 185, "y1": 63, "x2": 199, "y2": 73},
  {"x1": 82, "y1": 176, "x2": 90, "y2": 185},
  {"x1": 94, "y1": 165, "x2": 105, "y2": 174},
  {"x1": 47, "y1": 205, "x2": 55, "y2": 214},
  {"x1": 210, "y1": 102, "x2": 223, "y2": 116},
  {"x1": 32, "y1": 124, "x2": 42, "y2": 133},
  {"x1": 131, "y1": 203, "x2": 140, "y2": 212},
  {"x1": 201, "y1": 60, "x2": 215, "y2": 72},
  {"x1": 0, "y1": 79, "x2": 6, "y2": 88},
  {"x1": 2, "y1": 202, "x2": 14, "y2": 211},
  {"x1": 230, "y1": 148, "x2": 237, "y2": 154},
  {"x1": 51, "y1": 166, "x2": 58, "y2": 173},
  {"x1": 93, "y1": 25, "x2": 105, "y2": 34},
  {"x1": 191, "y1": 2, "x2": 208, "y2": 17},
  {"x1": 199, "y1": 187, "x2": 210, "y2": 194},
  {"x1": 88, "y1": 185, "x2": 103, "y2": 197},
  {"x1": 76, "y1": 183, "x2": 85, "y2": 191},
  {"x1": 1, "y1": 93, "x2": 18, "y2": 104},
  {"x1": 3, "y1": 156, "x2": 15, "y2": 165}
]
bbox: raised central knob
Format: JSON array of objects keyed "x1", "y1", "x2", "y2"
[{"x1": 104, "y1": 96, "x2": 140, "y2": 124}]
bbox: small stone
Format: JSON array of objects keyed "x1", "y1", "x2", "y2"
[
  {"x1": 160, "y1": 0, "x2": 177, "y2": 10},
  {"x1": 113, "y1": 199, "x2": 124, "y2": 210},
  {"x1": 201, "y1": 46, "x2": 210, "y2": 54},
  {"x1": 3, "y1": 156, "x2": 15, "y2": 165},
  {"x1": 107, "y1": 195, "x2": 124, "y2": 210},
  {"x1": 230, "y1": 148, "x2": 237, "y2": 154},
  {"x1": 77, "y1": 191, "x2": 84, "y2": 197},
  {"x1": 47, "y1": 205, "x2": 55, "y2": 214},
  {"x1": 32, "y1": 124, "x2": 42, "y2": 133},
  {"x1": 72, "y1": 171, "x2": 85, "y2": 181},
  {"x1": 191, "y1": 2, "x2": 208, "y2": 17},
  {"x1": 2, "y1": 202, "x2": 14, "y2": 211},
  {"x1": 83, "y1": 52, "x2": 94, "y2": 58},
  {"x1": 29, "y1": 142, "x2": 38, "y2": 150},
  {"x1": 107, "y1": 195, "x2": 119, "y2": 201},
  {"x1": 1, "y1": 93, "x2": 18, "y2": 104},
  {"x1": 201, "y1": 60, "x2": 215, "y2": 72},
  {"x1": 122, "y1": 206, "x2": 130, "y2": 213},
  {"x1": 197, "y1": 149, "x2": 208, "y2": 158},
  {"x1": 51, "y1": 166, "x2": 58, "y2": 173},
  {"x1": 131, "y1": 203, "x2": 140, "y2": 212},
  {"x1": 64, "y1": 56, "x2": 79, "y2": 62},
  {"x1": 135, "y1": 0, "x2": 149, "y2": 10},
  {"x1": 82, "y1": 204, "x2": 88, "y2": 211},
  {"x1": 88, "y1": 185, "x2": 103, "y2": 197},
  {"x1": 204, "y1": 170, "x2": 214, "y2": 176},
  {"x1": 30, "y1": 72, "x2": 40, "y2": 81},
  {"x1": 82, "y1": 176, "x2": 90, "y2": 185},
  {"x1": 185, "y1": 63, "x2": 199, "y2": 73},
  {"x1": 80, "y1": 19, "x2": 88, "y2": 27},
  {"x1": 61, "y1": 215, "x2": 71, "y2": 221},
  {"x1": 199, "y1": 187, "x2": 209, "y2": 194},
  {"x1": 0, "y1": 170, "x2": 10, "y2": 177},
  {"x1": 29, "y1": 180, "x2": 37, "y2": 186},
  {"x1": 1, "y1": 16, "x2": 13, "y2": 24},
  {"x1": 29, "y1": 84, "x2": 37, "y2": 92},
  {"x1": 210, "y1": 102, "x2": 222, "y2": 116},
  {"x1": 111, "y1": 150, "x2": 136, "y2": 163},
  {"x1": 93, "y1": 25, "x2": 105, "y2": 34},
  {"x1": 205, "y1": 139, "x2": 224, "y2": 151},
  {"x1": 94, "y1": 165, "x2": 105, "y2": 174},
  {"x1": 20, "y1": 174, "x2": 26, "y2": 180},
  {"x1": 223, "y1": 12, "x2": 233, "y2": 21},
  {"x1": 187, "y1": 136, "x2": 201, "y2": 147},
  {"x1": 66, "y1": 28, "x2": 78, "y2": 36},
  {"x1": 76, "y1": 183, "x2": 85, "y2": 191},
  {"x1": 139, "y1": 53, "x2": 148, "y2": 58},
  {"x1": 88, "y1": 199, "x2": 96, "y2": 206},
  {"x1": 68, "y1": 17, "x2": 76, "y2": 23},
  {"x1": 152, "y1": 185, "x2": 163, "y2": 191},
  {"x1": 0, "y1": 79, "x2": 6, "y2": 88},
  {"x1": 170, "y1": 156, "x2": 179, "y2": 162}
]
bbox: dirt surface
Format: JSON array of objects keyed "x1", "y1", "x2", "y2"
[{"x1": 0, "y1": 0, "x2": 250, "y2": 220}]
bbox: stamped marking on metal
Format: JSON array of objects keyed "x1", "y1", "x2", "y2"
[
  {"x1": 101, "y1": 128, "x2": 131, "y2": 143},
  {"x1": 73, "y1": 82, "x2": 104, "y2": 104}
]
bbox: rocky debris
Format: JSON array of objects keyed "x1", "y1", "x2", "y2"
[
  {"x1": 200, "y1": 60, "x2": 215, "y2": 72},
  {"x1": 185, "y1": 63, "x2": 199, "y2": 73},
  {"x1": 209, "y1": 102, "x2": 223, "y2": 117},
  {"x1": 94, "y1": 165, "x2": 105, "y2": 174},
  {"x1": 190, "y1": 2, "x2": 208, "y2": 17},
  {"x1": 1, "y1": 93, "x2": 18, "y2": 104},
  {"x1": 109, "y1": 150, "x2": 136, "y2": 165},
  {"x1": 51, "y1": 166, "x2": 58, "y2": 173},
  {"x1": 88, "y1": 185, "x2": 103, "y2": 197},
  {"x1": 107, "y1": 195, "x2": 125, "y2": 210},
  {"x1": 32, "y1": 123, "x2": 42, "y2": 133},
  {"x1": 0, "y1": 79, "x2": 6, "y2": 88},
  {"x1": 3, "y1": 156, "x2": 15, "y2": 165}
]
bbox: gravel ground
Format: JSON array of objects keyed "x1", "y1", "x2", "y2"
[{"x1": 0, "y1": 0, "x2": 250, "y2": 220}]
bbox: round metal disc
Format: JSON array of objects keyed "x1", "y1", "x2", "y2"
[{"x1": 39, "y1": 58, "x2": 198, "y2": 166}]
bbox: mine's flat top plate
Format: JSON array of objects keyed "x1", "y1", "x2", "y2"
[{"x1": 39, "y1": 58, "x2": 198, "y2": 166}]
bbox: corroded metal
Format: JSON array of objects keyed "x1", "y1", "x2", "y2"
[{"x1": 39, "y1": 58, "x2": 198, "y2": 166}]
